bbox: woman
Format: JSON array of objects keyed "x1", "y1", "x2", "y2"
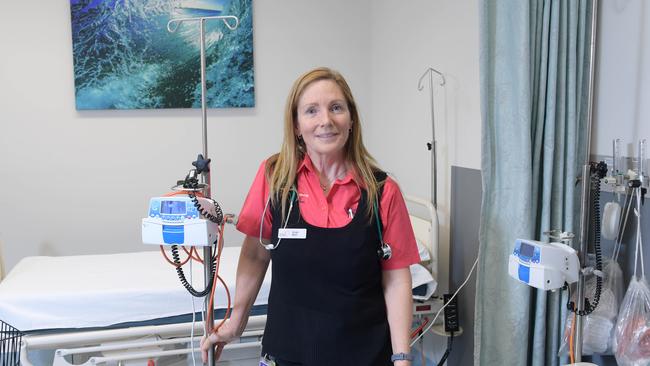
[{"x1": 201, "y1": 67, "x2": 420, "y2": 365}]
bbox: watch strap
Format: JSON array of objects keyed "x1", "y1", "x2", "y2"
[{"x1": 391, "y1": 352, "x2": 413, "y2": 362}]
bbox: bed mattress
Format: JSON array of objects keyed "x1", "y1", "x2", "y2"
[{"x1": 0, "y1": 246, "x2": 270, "y2": 331}]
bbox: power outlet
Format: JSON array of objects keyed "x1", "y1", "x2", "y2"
[{"x1": 443, "y1": 293, "x2": 459, "y2": 333}]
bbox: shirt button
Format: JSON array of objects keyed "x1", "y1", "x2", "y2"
[{"x1": 321, "y1": 206, "x2": 326, "y2": 211}]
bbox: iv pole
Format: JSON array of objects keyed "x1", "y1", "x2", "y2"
[
  {"x1": 417, "y1": 68, "x2": 445, "y2": 208},
  {"x1": 167, "y1": 14, "x2": 239, "y2": 366},
  {"x1": 574, "y1": 0, "x2": 599, "y2": 361}
]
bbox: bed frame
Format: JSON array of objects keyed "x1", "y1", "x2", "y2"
[{"x1": 21, "y1": 316, "x2": 266, "y2": 366}]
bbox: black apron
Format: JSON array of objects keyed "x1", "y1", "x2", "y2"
[{"x1": 262, "y1": 181, "x2": 392, "y2": 366}]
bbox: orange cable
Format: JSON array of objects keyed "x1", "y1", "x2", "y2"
[
  {"x1": 160, "y1": 245, "x2": 192, "y2": 267},
  {"x1": 410, "y1": 317, "x2": 430, "y2": 340},
  {"x1": 569, "y1": 312, "x2": 576, "y2": 364},
  {"x1": 207, "y1": 223, "x2": 232, "y2": 334},
  {"x1": 213, "y1": 275, "x2": 232, "y2": 331},
  {"x1": 183, "y1": 246, "x2": 203, "y2": 263},
  {"x1": 163, "y1": 190, "x2": 204, "y2": 197},
  {"x1": 208, "y1": 224, "x2": 226, "y2": 317}
]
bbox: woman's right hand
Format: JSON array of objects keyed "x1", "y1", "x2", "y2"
[{"x1": 200, "y1": 319, "x2": 242, "y2": 363}]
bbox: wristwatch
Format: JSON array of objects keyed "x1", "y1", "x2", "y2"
[{"x1": 391, "y1": 352, "x2": 413, "y2": 362}]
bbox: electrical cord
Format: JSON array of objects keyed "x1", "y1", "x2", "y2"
[
  {"x1": 189, "y1": 192, "x2": 224, "y2": 224},
  {"x1": 436, "y1": 332, "x2": 453, "y2": 366},
  {"x1": 569, "y1": 311, "x2": 576, "y2": 364},
  {"x1": 567, "y1": 162, "x2": 605, "y2": 316},
  {"x1": 410, "y1": 255, "x2": 479, "y2": 346},
  {"x1": 172, "y1": 244, "x2": 216, "y2": 297},
  {"x1": 208, "y1": 224, "x2": 232, "y2": 333},
  {"x1": 183, "y1": 172, "x2": 224, "y2": 225},
  {"x1": 587, "y1": 167, "x2": 603, "y2": 314},
  {"x1": 410, "y1": 317, "x2": 430, "y2": 339}
]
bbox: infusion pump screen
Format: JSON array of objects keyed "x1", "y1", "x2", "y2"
[
  {"x1": 161, "y1": 201, "x2": 186, "y2": 215},
  {"x1": 520, "y1": 243, "x2": 535, "y2": 257}
]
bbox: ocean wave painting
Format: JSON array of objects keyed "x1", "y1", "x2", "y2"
[{"x1": 70, "y1": 0, "x2": 254, "y2": 110}]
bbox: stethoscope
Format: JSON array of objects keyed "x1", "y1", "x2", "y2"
[
  {"x1": 258, "y1": 188, "x2": 297, "y2": 251},
  {"x1": 258, "y1": 187, "x2": 392, "y2": 260}
]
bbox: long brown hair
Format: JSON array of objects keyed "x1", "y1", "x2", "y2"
[{"x1": 266, "y1": 67, "x2": 383, "y2": 220}]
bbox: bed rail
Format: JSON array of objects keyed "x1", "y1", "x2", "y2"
[
  {"x1": 20, "y1": 315, "x2": 266, "y2": 366},
  {"x1": 1, "y1": 320, "x2": 23, "y2": 366}
]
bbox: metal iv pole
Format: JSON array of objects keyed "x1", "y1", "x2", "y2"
[
  {"x1": 167, "y1": 14, "x2": 239, "y2": 366},
  {"x1": 417, "y1": 67, "x2": 445, "y2": 208},
  {"x1": 574, "y1": 0, "x2": 599, "y2": 361}
]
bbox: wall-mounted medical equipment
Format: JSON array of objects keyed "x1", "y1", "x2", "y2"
[
  {"x1": 142, "y1": 196, "x2": 220, "y2": 246},
  {"x1": 509, "y1": 161, "x2": 608, "y2": 364},
  {"x1": 508, "y1": 238, "x2": 580, "y2": 291}
]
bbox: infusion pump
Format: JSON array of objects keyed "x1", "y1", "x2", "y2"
[
  {"x1": 508, "y1": 239, "x2": 580, "y2": 291},
  {"x1": 142, "y1": 196, "x2": 219, "y2": 246}
]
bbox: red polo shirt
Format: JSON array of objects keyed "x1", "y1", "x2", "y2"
[{"x1": 236, "y1": 156, "x2": 420, "y2": 270}]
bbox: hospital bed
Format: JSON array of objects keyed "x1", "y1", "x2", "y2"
[
  {"x1": 0, "y1": 195, "x2": 442, "y2": 366},
  {"x1": 0, "y1": 246, "x2": 268, "y2": 366}
]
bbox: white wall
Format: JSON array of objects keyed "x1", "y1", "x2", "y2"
[
  {"x1": 0, "y1": 0, "x2": 373, "y2": 271},
  {"x1": 0, "y1": 0, "x2": 483, "y2": 278},
  {"x1": 592, "y1": 0, "x2": 650, "y2": 159},
  {"x1": 367, "y1": 1, "x2": 481, "y2": 295}
]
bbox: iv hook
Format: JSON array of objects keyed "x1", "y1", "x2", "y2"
[
  {"x1": 417, "y1": 67, "x2": 446, "y2": 90},
  {"x1": 167, "y1": 15, "x2": 240, "y2": 33}
]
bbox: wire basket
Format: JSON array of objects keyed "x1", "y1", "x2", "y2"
[{"x1": 1, "y1": 320, "x2": 23, "y2": 366}]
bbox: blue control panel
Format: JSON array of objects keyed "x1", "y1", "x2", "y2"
[
  {"x1": 147, "y1": 197, "x2": 201, "y2": 245},
  {"x1": 148, "y1": 197, "x2": 200, "y2": 222},
  {"x1": 513, "y1": 239, "x2": 541, "y2": 264}
]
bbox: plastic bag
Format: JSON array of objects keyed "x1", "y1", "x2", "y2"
[
  {"x1": 613, "y1": 277, "x2": 650, "y2": 366},
  {"x1": 606, "y1": 258, "x2": 625, "y2": 311},
  {"x1": 587, "y1": 259, "x2": 624, "y2": 354},
  {"x1": 558, "y1": 258, "x2": 623, "y2": 356}
]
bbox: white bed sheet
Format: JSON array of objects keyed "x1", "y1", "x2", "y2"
[{"x1": 0, "y1": 246, "x2": 270, "y2": 331}]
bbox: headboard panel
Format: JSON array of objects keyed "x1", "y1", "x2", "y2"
[{"x1": 405, "y1": 195, "x2": 445, "y2": 296}]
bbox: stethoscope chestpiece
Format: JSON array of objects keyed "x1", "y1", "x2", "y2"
[
  {"x1": 262, "y1": 243, "x2": 276, "y2": 250},
  {"x1": 378, "y1": 242, "x2": 392, "y2": 260}
]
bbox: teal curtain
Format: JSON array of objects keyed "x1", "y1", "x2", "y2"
[{"x1": 475, "y1": 1, "x2": 593, "y2": 365}]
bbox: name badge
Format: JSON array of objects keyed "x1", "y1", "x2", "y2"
[{"x1": 278, "y1": 228, "x2": 307, "y2": 239}]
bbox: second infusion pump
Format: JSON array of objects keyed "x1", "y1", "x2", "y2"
[
  {"x1": 508, "y1": 239, "x2": 580, "y2": 291},
  {"x1": 142, "y1": 196, "x2": 219, "y2": 246}
]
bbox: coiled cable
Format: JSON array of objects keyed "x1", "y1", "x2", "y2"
[
  {"x1": 183, "y1": 170, "x2": 224, "y2": 224},
  {"x1": 188, "y1": 193, "x2": 224, "y2": 224},
  {"x1": 171, "y1": 243, "x2": 217, "y2": 297},
  {"x1": 568, "y1": 162, "x2": 605, "y2": 316}
]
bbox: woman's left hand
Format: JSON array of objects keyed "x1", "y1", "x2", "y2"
[{"x1": 200, "y1": 319, "x2": 242, "y2": 363}]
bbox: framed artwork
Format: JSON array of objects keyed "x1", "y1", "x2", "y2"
[{"x1": 70, "y1": 0, "x2": 254, "y2": 110}]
